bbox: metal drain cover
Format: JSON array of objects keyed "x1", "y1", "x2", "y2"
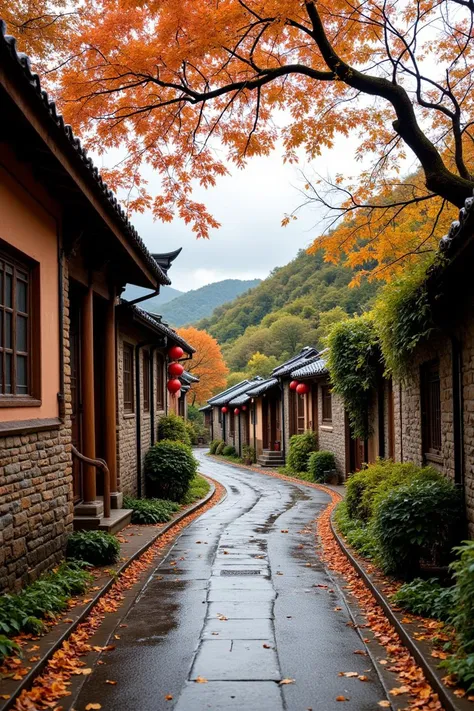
[{"x1": 220, "y1": 569, "x2": 261, "y2": 576}]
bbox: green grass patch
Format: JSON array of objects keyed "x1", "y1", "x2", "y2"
[
  {"x1": 123, "y1": 496, "x2": 180, "y2": 524},
  {"x1": 334, "y1": 500, "x2": 378, "y2": 559},
  {"x1": 182, "y1": 474, "x2": 211, "y2": 504}
]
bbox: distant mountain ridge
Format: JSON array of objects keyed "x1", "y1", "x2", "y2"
[
  {"x1": 159, "y1": 279, "x2": 261, "y2": 326},
  {"x1": 123, "y1": 284, "x2": 183, "y2": 311}
]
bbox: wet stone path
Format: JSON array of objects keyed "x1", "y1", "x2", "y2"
[{"x1": 74, "y1": 452, "x2": 390, "y2": 710}]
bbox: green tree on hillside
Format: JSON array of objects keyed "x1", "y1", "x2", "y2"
[{"x1": 247, "y1": 353, "x2": 279, "y2": 379}]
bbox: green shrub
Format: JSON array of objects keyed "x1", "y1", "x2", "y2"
[
  {"x1": 181, "y1": 475, "x2": 211, "y2": 504},
  {"x1": 287, "y1": 431, "x2": 318, "y2": 473},
  {"x1": 0, "y1": 635, "x2": 20, "y2": 663},
  {"x1": 346, "y1": 460, "x2": 443, "y2": 522},
  {"x1": 123, "y1": 496, "x2": 180, "y2": 524},
  {"x1": 334, "y1": 501, "x2": 378, "y2": 559},
  {"x1": 372, "y1": 478, "x2": 462, "y2": 577},
  {"x1": 242, "y1": 444, "x2": 255, "y2": 464},
  {"x1": 0, "y1": 562, "x2": 92, "y2": 649},
  {"x1": 215, "y1": 441, "x2": 226, "y2": 455},
  {"x1": 222, "y1": 445, "x2": 236, "y2": 457},
  {"x1": 209, "y1": 439, "x2": 223, "y2": 454},
  {"x1": 145, "y1": 439, "x2": 197, "y2": 501},
  {"x1": 66, "y1": 530, "x2": 120, "y2": 566},
  {"x1": 443, "y1": 541, "x2": 474, "y2": 692},
  {"x1": 185, "y1": 420, "x2": 198, "y2": 445},
  {"x1": 308, "y1": 450, "x2": 336, "y2": 482},
  {"x1": 157, "y1": 413, "x2": 191, "y2": 445},
  {"x1": 391, "y1": 578, "x2": 456, "y2": 621}
]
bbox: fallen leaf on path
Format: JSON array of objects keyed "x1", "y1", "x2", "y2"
[
  {"x1": 105, "y1": 680, "x2": 117, "y2": 685},
  {"x1": 0, "y1": 695, "x2": 10, "y2": 700},
  {"x1": 165, "y1": 694, "x2": 173, "y2": 701},
  {"x1": 358, "y1": 675, "x2": 369, "y2": 682},
  {"x1": 263, "y1": 644, "x2": 271, "y2": 649},
  {"x1": 281, "y1": 530, "x2": 289, "y2": 533},
  {"x1": 76, "y1": 668, "x2": 92, "y2": 675},
  {"x1": 336, "y1": 696, "x2": 349, "y2": 701},
  {"x1": 195, "y1": 676, "x2": 208, "y2": 684},
  {"x1": 378, "y1": 702, "x2": 390, "y2": 708},
  {"x1": 339, "y1": 672, "x2": 358, "y2": 678},
  {"x1": 85, "y1": 704, "x2": 101, "y2": 710},
  {"x1": 279, "y1": 678, "x2": 295, "y2": 685},
  {"x1": 353, "y1": 650, "x2": 367, "y2": 656},
  {"x1": 390, "y1": 686, "x2": 410, "y2": 696}
]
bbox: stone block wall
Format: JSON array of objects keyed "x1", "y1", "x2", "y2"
[
  {"x1": 317, "y1": 382, "x2": 347, "y2": 479},
  {"x1": 0, "y1": 258, "x2": 73, "y2": 593}
]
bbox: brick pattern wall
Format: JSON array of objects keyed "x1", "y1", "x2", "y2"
[
  {"x1": 0, "y1": 258, "x2": 73, "y2": 593},
  {"x1": 317, "y1": 381, "x2": 347, "y2": 479}
]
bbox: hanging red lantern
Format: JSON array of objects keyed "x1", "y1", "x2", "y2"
[
  {"x1": 168, "y1": 361, "x2": 184, "y2": 377},
  {"x1": 167, "y1": 378, "x2": 182, "y2": 395},
  {"x1": 289, "y1": 380, "x2": 299, "y2": 391},
  {"x1": 221, "y1": 406, "x2": 228, "y2": 414},
  {"x1": 242, "y1": 405, "x2": 247, "y2": 411},
  {"x1": 234, "y1": 408, "x2": 240, "y2": 416},
  {"x1": 168, "y1": 345, "x2": 184, "y2": 361},
  {"x1": 296, "y1": 382, "x2": 310, "y2": 395}
]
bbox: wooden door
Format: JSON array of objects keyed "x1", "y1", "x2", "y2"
[
  {"x1": 311, "y1": 383, "x2": 318, "y2": 433},
  {"x1": 350, "y1": 435, "x2": 366, "y2": 473},
  {"x1": 262, "y1": 400, "x2": 269, "y2": 449}
]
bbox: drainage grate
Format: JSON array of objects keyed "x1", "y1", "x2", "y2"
[{"x1": 220, "y1": 569, "x2": 261, "y2": 576}]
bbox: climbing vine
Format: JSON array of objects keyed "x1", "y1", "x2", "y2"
[
  {"x1": 373, "y1": 260, "x2": 436, "y2": 379},
  {"x1": 327, "y1": 314, "x2": 380, "y2": 440}
]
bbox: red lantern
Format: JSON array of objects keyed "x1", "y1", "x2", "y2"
[
  {"x1": 296, "y1": 382, "x2": 310, "y2": 395},
  {"x1": 168, "y1": 345, "x2": 184, "y2": 361},
  {"x1": 289, "y1": 380, "x2": 299, "y2": 391},
  {"x1": 221, "y1": 406, "x2": 228, "y2": 414},
  {"x1": 168, "y1": 361, "x2": 184, "y2": 377},
  {"x1": 234, "y1": 408, "x2": 240, "y2": 415},
  {"x1": 167, "y1": 378, "x2": 182, "y2": 395},
  {"x1": 242, "y1": 405, "x2": 247, "y2": 411}
]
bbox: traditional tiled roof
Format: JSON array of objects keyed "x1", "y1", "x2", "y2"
[
  {"x1": 123, "y1": 302, "x2": 195, "y2": 354},
  {"x1": 228, "y1": 377, "x2": 279, "y2": 406},
  {"x1": 272, "y1": 347, "x2": 319, "y2": 377},
  {"x1": 0, "y1": 20, "x2": 169, "y2": 287},
  {"x1": 438, "y1": 191, "x2": 474, "y2": 258},
  {"x1": 180, "y1": 370, "x2": 199, "y2": 384},
  {"x1": 199, "y1": 404, "x2": 212, "y2": 412},
  {"x1": 208, "y1": 377, "x2": 264, "y2": 406},
  {"x1": 291, "y1": 356, "x2": 328, "y2": 379}
]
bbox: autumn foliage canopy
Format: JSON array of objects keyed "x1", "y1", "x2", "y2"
[
  {"x1": 176, "y1": 327, "x2": 228, "y2": 404},
  {"x1": 3, "y1": 0, "x2": 474, "y2": 277}
]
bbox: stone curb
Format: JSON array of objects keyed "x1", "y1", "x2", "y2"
[
  {"x1": 2, "y1": 478, "x2": 217, "y2": 711},
  {"x1": 329, "y1": 514, "x2": 472, "y2": 711}
]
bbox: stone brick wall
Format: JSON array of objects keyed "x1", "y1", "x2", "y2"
[
  {"x1": 0, "y1": 258, "x2": 73, "y2": 593},
  {"x1": 317, "y1": 380, "x2": 347, "y2": 479}
]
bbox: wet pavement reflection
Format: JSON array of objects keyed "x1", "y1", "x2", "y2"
[{"x1": 74, "y1": 452, "x2": 388, "y2": 710}]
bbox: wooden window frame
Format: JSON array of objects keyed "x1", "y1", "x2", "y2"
[
  {"x1": 250, "y1": 405, "x2": 257, "y2": 425},
  {"x1": 421, "y1": 359, "x2": 442, "y2": 461},
  {"x1": 321, "y1": 384, "x2": 333, "y2": 423},
  {"x1": 218, "y1": 407, "x2": 222, "y2": 424},
  {"x1": 156, "y1": 353, "x2": 165, "y2": 410},
  {"x1": 0, "y1": 245, "x2": 41, "y2": 406},
  {"x1": 143, "y1": 350, "x2": 150, "y2": 412},
  {"x1": 229, "y1": 411, "x2": 235, "y2": 437},
  {"x1": 123, "y1": 342, "x2": 134, "y2": 414}
]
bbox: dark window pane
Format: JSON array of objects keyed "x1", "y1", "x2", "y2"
[
  {"x1": 0, "y1": 355, "x2": 3, "y2": 393},
  {"x1": 5, "y1": 353, "x2": 11, "y2": 393},
  {"x1": 5, "y1": 312, "x2": 12, "y2": 349},
  {"x1": 0, "y1": 272, "x2": 3, "y2": 307},
  {"x1": 17, "y1": 315, "x2": 27, "y2": 352},
  {"x1": 16, "y1": 280, "x2": 27, "y2": 313},
  {"x1": 16, "y1": 355, "x2": 27, "y2": 392},
  {"x1": 5, "y1": 273, "x2": 12, "y2": 308},
  {"x1": 0, "y1": 311, "x2": 3, "y2": 348}
]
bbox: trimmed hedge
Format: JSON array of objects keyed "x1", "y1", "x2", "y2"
[
  {"x1": 287, "y1": 431, "x2": 317, "y2": 473},
  {"x1": 372, "y1": 477, "x2": 462, "y2": 577},
  {"x1": 157, "y1": 413, "x2": 191, "y2": 445},
  {"x1": 215, "y1": 441, "x2": 226, "y2": 455},
  {"x1": 222, "y1": 445, "x2": 236, "y2": 457},
  {"x1": 66, "y1": 530, "x2": 120, "y2": 566},
  {"x1": 145, "y1": 439, "x2": 197, "y2": 501},
  {"x1": 123, "y1": 496, "x2": 180, "y2": 524},
  {"x1": 308, "y1": 450, "x2": 336, "y2": 482}
]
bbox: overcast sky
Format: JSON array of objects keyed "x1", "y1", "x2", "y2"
[{"x1": 126, "y1": 135, "x2": 365, "y2": 293}]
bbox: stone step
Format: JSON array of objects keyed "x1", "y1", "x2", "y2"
[
  {"x1": 257, "y1": 457, "x2": 285, "y2": 468},
  {"x1": 262, "y1": 450, "x2": 284, "y2": 457},
  {"x1": 73, "y1": 508, "x2": 132, "y2": 534}
]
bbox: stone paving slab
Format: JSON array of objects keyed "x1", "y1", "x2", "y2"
[
  {"x1": 190, "y1": 639, "x2": 280, "y2": 681},
  {"x1": 207, "y1": 588, "x2": 275, "y2": 603},
  {"x1": 201, "y1": 618, "x2": 274, "y2": 640},
  {"x1": 174, "y1": 680, "x2": 284, "y2": 710},
  {"x1": 207, "y1": 601, "x2": 274, "y2": 619}
]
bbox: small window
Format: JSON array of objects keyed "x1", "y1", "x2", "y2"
[
  {"x1": 421, "y1": 360, "x2": 441, "y2": 457},
  {"x1": 0, "y1": 250, "x2": 38, "y2": 400},
  {"x1": 229, "y1": 411, "x2": 235, "y2": 436},
  {"x1": 250, "y1": 403, "x2": 257, "y2": 425},
  {"x1": 156, "y1": 353, "x2": 164, "y2": 409},
  {"x1": 143, "y1": 350, "x2": 150, "y2": 412},
  {"x1": 123, "y1": 343, "x2": 134, "y2": 414},
  {"x1": 218, "y1": 407, "x2": 222, "y2": 424},
  {"x1": 322, "y1": 385, "x2": 332, "y2": 422}
]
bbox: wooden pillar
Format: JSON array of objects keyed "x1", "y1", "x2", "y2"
[
  {"x1": 104, "y1": 290, "x2": 118, "y2": 497},
  {"x1": 81, "y1": 284, "x2": 96, "y2": 503}
]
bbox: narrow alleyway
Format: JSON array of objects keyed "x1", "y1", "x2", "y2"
[{"x1": 74, "y1": 453, "x2": 390, "y2": 710}]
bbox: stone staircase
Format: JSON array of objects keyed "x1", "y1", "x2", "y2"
[{"x1": 257, "y1": 449, "x2": 285, "y2": 468}]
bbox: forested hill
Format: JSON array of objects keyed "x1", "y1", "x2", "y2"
[
  {"x1": 195, "y1": 250, "x2": 380, "y2": 374},
  {"x1": 197, "y1": 250, "x2": 378, "y2": 344},
  {"x1": 159, "y1": 278, "x2": 261, "y2": 326}
]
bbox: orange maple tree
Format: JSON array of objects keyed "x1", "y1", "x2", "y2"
[
  {"x1": 4, "y1": 0, "x2": 474, "y2": 267},
  {"x1": 177, "y1": 327, "x2": 228, "y2": 404}
]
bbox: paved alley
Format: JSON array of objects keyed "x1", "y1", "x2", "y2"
[{"x1": 74, "y1": 453, "x2": 389, "y2": 710}]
